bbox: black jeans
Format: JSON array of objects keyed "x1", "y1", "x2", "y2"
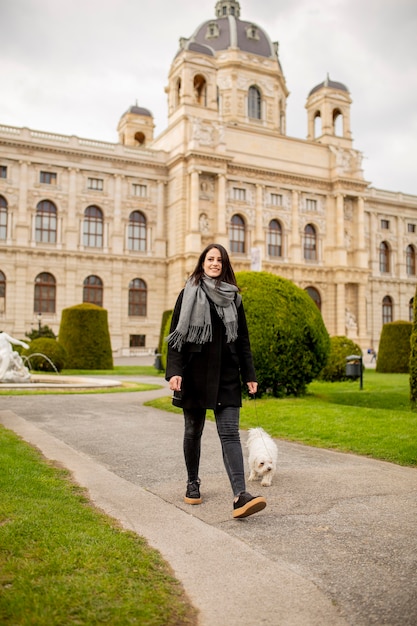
[{"x1": 183, "y1": 406, "x2": 246, "y2": 497}]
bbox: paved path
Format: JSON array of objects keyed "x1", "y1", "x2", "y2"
[{"x1": 1, "y1": 373, "x2": 416, "y2": 626}]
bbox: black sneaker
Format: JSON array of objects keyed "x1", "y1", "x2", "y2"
[
  {"x1": 233, "y1": 492, "x2": 266, "y2": 519},
  {"x1": 184, "y1": 479, "x2": 202, "y2": 505}
]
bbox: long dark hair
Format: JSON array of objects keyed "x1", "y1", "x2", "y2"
[{"x1": 189, "y1": 243, "x2": 238, "y2": 287}]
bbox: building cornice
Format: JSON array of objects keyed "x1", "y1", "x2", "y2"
[{"x1": 0, "y1": 124, "x2": 169, "y2": 173}]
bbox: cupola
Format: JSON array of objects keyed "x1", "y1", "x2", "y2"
[
  {"x1": 305, "y1": 75, "x2": 352, "y2": 147},
  {"x1": 117, "y1": 104, "x2": 155, "y2": 147}
]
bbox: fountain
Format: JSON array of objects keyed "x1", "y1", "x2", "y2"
[
  {"x1": 0, "y1": 332, "x2": 121, "y2": 389},
  {"x1": 0, "y1": 332, "x2": 31, "y2": 383}
]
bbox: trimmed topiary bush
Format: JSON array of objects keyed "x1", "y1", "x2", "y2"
[
  {"x1": 23, "y1": 338, "x2": 67, "y2": 372},
  {"x1": 58, "y1": 303, "x2": 113, "y2": 370},
  {"x1": 318, "y1": 336, "x2": 363, "y2": 382},
  {"x1": 376, "y1": 321, "x2": 412, "y2": 373},
  {"x1": 157, "y1": 310, "x2": 173, "y2": 356},
  {"x1": 236, "y1": 271, "x2": 330, "y2": 397},
  {"x1": 409, "y1": 293, "x2": 417, "y2": 407},
  {"x1": 160, "y1": 314, "x2": 172, "y2": 372}
]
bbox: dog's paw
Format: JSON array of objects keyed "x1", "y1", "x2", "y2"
[
  {"x1": 261, "y1": 476, "x2": 273, "y2": 487},
  {"x1": 248, "y1": 470, "x2": 257, "y2": 482}
]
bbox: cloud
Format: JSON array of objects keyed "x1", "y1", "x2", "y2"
[{"x1": 0, "y1": 0, "x2": 416, "y2": 194}]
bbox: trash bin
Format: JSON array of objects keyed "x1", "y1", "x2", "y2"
[
  {"x1": 153, "y1": 353, "x2": 163, "y2": 371},
  {"x1": 345, "y1": 354, "x2": 363, "y2": 389}
]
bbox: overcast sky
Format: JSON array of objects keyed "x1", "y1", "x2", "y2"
[{"x1": 1, "y1": 0, "x2": 416, "y2": 195}]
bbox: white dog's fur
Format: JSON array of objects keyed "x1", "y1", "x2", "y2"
[{"x1": 246, "y1": 427, "x2": 278, "y2": 487}]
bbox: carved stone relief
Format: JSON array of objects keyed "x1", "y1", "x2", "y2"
[
  {"x1": 344, "y1": 198, "x2": 354, "y2": 221},
  {"x1": 199, "y1": 213, "x2": 210, "y2": 235},
  {"x1": 199, "y1": 175, "x2": 215, "y2": 201}
]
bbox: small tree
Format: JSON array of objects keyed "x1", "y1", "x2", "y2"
[
  {"x1": 410, "y1": 292, "x2": 417, "y2": 407},
  {"x1": 24, "y1": 338, "x2": 67, "y2": 372},
  {"x1": 376, "y1": 321, "x2": 412, "y2": 373},
  {"x1": 236, "y1": 271, "x2": 330, "y2": 396},
  {"x1": 318, "y1": 336, "x2": 363, "y2": 382},
  {"x1": 58, "y1": 303, "x2": 113, "y2": 370},
  {"x1": 25, "y1": 324, "x2": 56, "y2": 341}
]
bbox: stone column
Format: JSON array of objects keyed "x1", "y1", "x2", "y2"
[
  {"x1": 216, "y1": 173, "x2": 228, "y2": 248},
  {"x1": 190, "y1": 170, "x2": 200, "y2": 232},
  {"x1": 355, "y1": 196, "x2": 367, "y2": 267},
  {"x1": 66, "y1": 168, "x2": 78, "y2": 250},
  {"x1": 16, "y1": 161, "x2": 30, "y2": 245},
  {"x1": 357, "y1": 282, "x2": 367, "y2": 340},
  {"x1": 336, "y1": 280, "x2": 346, "y2": 335},
  {"x1": 112, "y1": 174, "x2": 123, "y2": 254},
  {"x1": 154, "y1": 180, "x2": 166, "y2": 256},
  {"x1": 369, "y1": 213, "x2": 378, "y2": 273},
  {"x1": 185, "y1": 170, "x2": 201, "y2": 251},
  {"x1": 335, "y1": 194, "x2": 346, "y2": 265},
  {"x1": 290, "y1": 190, "x2": 300, "y2": 263},
  {"x1": 254, "y1": 184, "x2": 264, "y2": 247}
]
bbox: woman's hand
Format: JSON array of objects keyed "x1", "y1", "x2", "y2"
[
  {"x1": 247, "y1": 381, "x2": 258, "y2": 395},
  {"x1": 169, "y1": 375, "x2": 182, "y2": 392}
]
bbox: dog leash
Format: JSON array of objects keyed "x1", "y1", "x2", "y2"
[{"x1": 249, "y1": 392, "x2": 273, "y2": 455}]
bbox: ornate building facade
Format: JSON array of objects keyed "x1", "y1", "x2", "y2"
[{"x1": 0, "y1": 0, "x2": 416, "y2": 354}]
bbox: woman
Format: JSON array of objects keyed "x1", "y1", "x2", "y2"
[{"x1": 166, "y1": 243, "x2": 266, "y2": 519}]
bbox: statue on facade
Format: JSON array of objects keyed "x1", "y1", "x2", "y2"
[
  {"x1": 0, "y1": 332, "x2": 31, "y2": 383},
  {"x1": 345, "y1": 309, "x2": 358, "y2": 338}
]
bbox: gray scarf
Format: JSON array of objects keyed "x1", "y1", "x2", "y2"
[{"x1": 167, "y1": 275, "x2": 241, "y2": 350}]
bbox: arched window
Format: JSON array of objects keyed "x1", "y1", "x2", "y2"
[
  {"x1": 0, "y1": 195, "x2": 7, "y2": 240},
  {"x1": 194, "y1": 74, "x2": 207, "y2": 106},
  {"x1": 134, "y1": 131, "x2": 145, "y2": 146},
  {"x1": 128, "y1": 211, "x2": 147, "y2": 251},
  {"x1": 0, "y1": 270, "x2": 5, "y2": 314},
  {"x1": 248, "y1": 86, "x2": 261, "y2": 120},
  {"x1": 229, "y1": 214, "x2": 245, "y2": 253},
  {"x1": 379, "y1": 241, "x2": 390, "y2": 273},
  {"x1": 35, "y1": 200, "x2": 57, "y2": 243},
  {"x1": 129, "y1": 278, "x2": 147, "y2": 316},
  {"x1": 409, "y1": 297, "x2": 414, "y2": 322},
  {"x1": 83, "y1": 275, "x2": 103, "y2": 307},
  {"x1": 304, "y1": 224, "x2": 317, "y2": 261},
  {"x1": 305, "y1": 286, "x2": 321, "y2": 311},
  {"x1": 176, "y1": 77, "x2": 182, "y2": 107},
  {"x1": 333, "y1": 108, "x2": 343, "y2": 135},
  {"x1": 382, "y1": 295, "x2": 393, "y2": 324},
  {"x1": 34, "y1": 272, "x2": 56, "y2": 313},
  {"x1": 83, "y1": 205, "x2": 103, "y2": 248},
  {"x1": 314, "y1": 111, "x2": 322, "y2": 138},
  {"x1": 267, "y1": 220, "x2": 282, "y2": 257},
  {"x1": 406, "y1": 245, "x2": 416, "y2": 276}
]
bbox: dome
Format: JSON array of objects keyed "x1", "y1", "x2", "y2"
[
  {"x1": 177, "y1": 0, "x2": 276, "y2": 59},
  {"x1": 123, "y1": 105, "x2": 152, "y2": 118},
  {"x1": 309, "y1": 75, "x2": 349, "y2": 97}
]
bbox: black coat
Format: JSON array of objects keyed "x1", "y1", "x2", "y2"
[{"x1": 166, "y1": 289, "x2": 257, "y2": 410}]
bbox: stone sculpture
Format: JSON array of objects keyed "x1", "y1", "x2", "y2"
[{"x1": 0, "y1": 332, "x2": 31, "y2": 383}]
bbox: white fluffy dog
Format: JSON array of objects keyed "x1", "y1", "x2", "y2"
[{"x1": 246, "y1": 427, "x2": 278, "y2": 487}]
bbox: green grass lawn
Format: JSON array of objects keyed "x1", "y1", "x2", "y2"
[
  {"x1": 146, "y1": 371, "x2": 417, "y2": 467},
  {"x1": 0, "y1": 427, "x2": 197, "y2": 626}
]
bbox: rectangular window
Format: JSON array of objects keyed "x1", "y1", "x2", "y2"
[
  {"x1": 306, "y1": 199, "x2": 317, "y2": 211},
  {"x1": 381, "y1": 219, "x2": 390, "y2": 229},
  {"x1": 270, "y1": 193, "x2": 282, "y2": 206},
  {"x1": 130, "y1": 334, "x2": 145, "y2": 347},
  {"x1": 133, "y1": 183, "x2": 147, "y2": 197},
  {"x1": 232, "y1": 187, "x2": 246, "y2": 201},
  {"x1": 408, "y1": 223, "x2": 416, "y2": 233},
  {"x1": 88, "y1": 177, "x2": 104, "y2": 191},
  {"x1": 40, "y1": 171, "x2": 57, "y2": 184},
  {"x1": 0, "y1": 166, "x2": 7, "y2": 179}
]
